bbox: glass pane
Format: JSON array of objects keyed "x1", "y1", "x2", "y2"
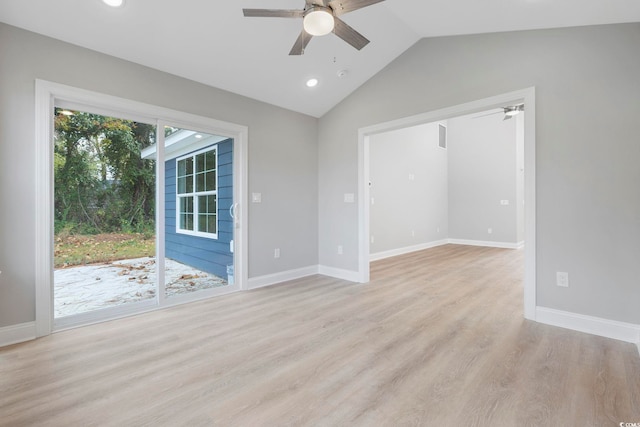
[
  {"x1": 196, "y1": 172, "x2": 205, "y2": 192},
  {"x1": 208, "y1": 214, "x2": 217, "y2": 234},
  {"x1": 53, "y1": 109, "x2": 157, "y2": 318},
  {"x1": 198, "y1": 214, "x2": 208, "y2": 233},
  {"x1": 205, "y1": 171, "x2": 215, "y2": 191},
  {"x1": 196, "y1": 153, "x2": 205, "y2": 174},
  {"x1": 198, "y1": 195, "x2": 208, "y2": 214},
  {"x1": 209, "y1": 195, "x2": 217, "y2": 212},
  {"x1": 179, "y1": 197, "x2": 186, "y2": 214},
  {"x1": 164, "y1": 128, "x2": 232, "y2": 301},
  {"x1": 206, "y1": 150, "x2": 216, "y2": 171}
]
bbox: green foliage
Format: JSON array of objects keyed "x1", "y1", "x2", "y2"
[{"x1": 54, "y1": 108, "x2": 156, "y2": 235}]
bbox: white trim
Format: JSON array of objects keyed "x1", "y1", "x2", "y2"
[
  {"x1": 156, "y1": 120, "x2": 167, "y2": 307},
  {"x1": 34, "y1": 80, "x2": 54, "y2": 337},
  {"x1": 247, "y1": 266, "x2": 320, "y2": 290},
  {"x1": 447, "y1": 239, "x2": 523, "y2": 249},
  {"x1": 536, "y1": 307, "x2": 640, "y2": 344},
  {"x1": 370, "y1": 239, "x2": 449, "y2": 261},
  {"x1": 358, "y1": 87, "x2": 537, "y2": 318},
  {"x1": 141, "y1": 130, "x2": 227, "y2": 160},
  {"x1": 35, "y1": 79, "x2": 249, "y2": 336},
  {"x1": 318, "y1": 265, "x2": 361, "y2": 283},
  {"x1": 0, "y1": 322, "x2": 36, "y2": 348}
]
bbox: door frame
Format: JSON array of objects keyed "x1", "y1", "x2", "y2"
[
  {"x1": 34, "y1": 79, "x2": 249, "y2": 336},
  {"x1": 357, "y1": 87, "x2": 536, "y2": 320}
]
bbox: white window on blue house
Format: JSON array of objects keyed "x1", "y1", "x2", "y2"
[{"x1": 176, "y1": 146, "x2": 217, "y2": 238}]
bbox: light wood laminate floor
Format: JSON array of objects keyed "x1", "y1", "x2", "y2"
[{"x1": 1, "y1": 245, "x2": 639, "y2": 426}]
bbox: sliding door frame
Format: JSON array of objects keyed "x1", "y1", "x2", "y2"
[{"x1": 35, "y1": 80, "x2": 248, "y2": 336}]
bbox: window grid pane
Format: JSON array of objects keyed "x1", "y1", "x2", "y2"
[{"x1": 176, "y1": 147, "x2": 217, "y2": 235}]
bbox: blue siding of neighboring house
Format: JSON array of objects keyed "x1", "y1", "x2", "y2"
[{"x1": 165, "y1": 139, "x2": 233, "y2": 279}]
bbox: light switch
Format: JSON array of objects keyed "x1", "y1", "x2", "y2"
[{"x1": 344, "y1": 193, "x2": 355, "y2": 203}]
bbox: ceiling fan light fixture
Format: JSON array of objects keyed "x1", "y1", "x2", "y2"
[{"x1": 303, "y1": 7, "x2": 334, "y2": 36}]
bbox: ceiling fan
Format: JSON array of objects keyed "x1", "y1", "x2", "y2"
[
  {"x1": 474, "y1": 104, "x2": 525, "y2": 120},
  {"x1": 243, "y1": 0, "x2": 385, "y2": 55}
]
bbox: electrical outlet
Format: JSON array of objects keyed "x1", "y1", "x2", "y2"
[
  {"x1": 370, "y1": 236, "x2": 375, "y2": 244},
  {"x1": 488, "y1": 228, "x2": 493, "y2": 234},
  {"x1": 337, "y1": 245, "x2": 343, "y2": 255},
  {"x1": 274, "y1": 248, "x2": 280, "y2": 259},
  {"x1": 556, "y1": 272, "x2": 569, "y2": 287},
  {"x1": 411, "y1": 230, "x2": 415, "y2": 237}
]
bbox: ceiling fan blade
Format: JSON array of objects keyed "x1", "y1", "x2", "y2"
[
  {"x1": 289, "y1": 30, "x2": 313, "y2": 55},
  {"x1": 328, "y1": 0, "x2": 385, "y2": 16},
  {"x1": 503, "y1": 115, "x2": 513, "y2": 121},
  {"x1": 333, "y1": 17, "x2": 370, "y2": 50},
  {"x1": 242, "y1": 9, "x2": 304, "y2": 18}
]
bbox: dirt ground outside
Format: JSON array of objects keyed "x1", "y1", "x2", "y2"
[{"x1": 54, "y1": 257, "x2": 228, "y2": 318}]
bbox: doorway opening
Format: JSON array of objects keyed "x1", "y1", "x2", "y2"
[{"x1": 358, "y1": 88, "x2": 536, "y2": 319}]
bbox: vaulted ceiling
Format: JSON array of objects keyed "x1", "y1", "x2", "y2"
[{"x1": 1, "y1": 0, "x2": 639, "y2": 117}]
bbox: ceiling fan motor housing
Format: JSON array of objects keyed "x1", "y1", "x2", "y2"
[{"x1": 303, "y1": 6, "x2": 335, "y2": 36}]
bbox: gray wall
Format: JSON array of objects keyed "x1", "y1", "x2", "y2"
[
  {"x1": 369, "y1": 122, "x2": 448, "y2": 254},
  {"x1": 0, "y1": 23, "x2": 319, "y2": 328},
  {"x1": 318, "y1": 23, "x2": 640, "y2": 324},
  {"x1": 447, "y1": 112, "x2": 518, "y2": 243}
]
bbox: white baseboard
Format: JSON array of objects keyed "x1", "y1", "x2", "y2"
[
  {"x1": 370, "y1": 239, "x2": 449, "y2": 262},
  {"x1": 317, "y1": 265, "x2": 361, "y2": 283},
  {"x1": 448, "y1": 238, "x2": 522, "y2": 249},
  {"x1": 0, "y1": 321, "x2": 36, "y2": 348},
  {"x1": 247, "y1": 265, "x2": 319, "y2": 290},
  {"x1": 536, "y1": 306, "x2": 640, "y2": 344}
]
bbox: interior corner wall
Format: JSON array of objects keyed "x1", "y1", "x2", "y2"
[
  {"x1": 318, "y1": 23, "x2": 640, "y2": 325},
  {"x1": 369, "y1": 122, "x2": 448, "y2": 255},
  {"x1": 447, "y1": 113, "x2": 518, "y2": 244},
  {"x1": 0, "y1": 23, "x2": 319, "y2": 329}
]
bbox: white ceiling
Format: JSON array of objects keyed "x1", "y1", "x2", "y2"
[{"x1": 1, "y1": 0, "x2": 639, "y2": 117}]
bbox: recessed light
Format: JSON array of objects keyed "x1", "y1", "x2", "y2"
[
  {"x1": 306, "y1": 78, "x2": 319, "y2": 88},
  {"x1": 102, "y1": 0, "x2": 124, "y2": 7}
]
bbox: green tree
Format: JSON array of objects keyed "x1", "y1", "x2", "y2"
[{"x1": 54, "y1": 109, "x2": 155, "y2": 234}]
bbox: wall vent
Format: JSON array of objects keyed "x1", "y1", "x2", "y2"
[{"x1": 438, "y1": 124, "x2": 447, "y2": 149}]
